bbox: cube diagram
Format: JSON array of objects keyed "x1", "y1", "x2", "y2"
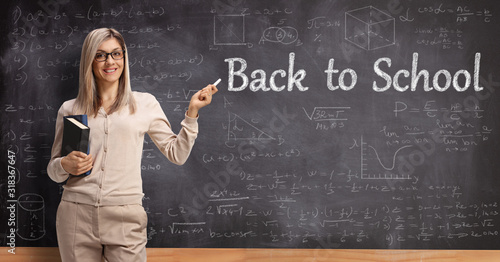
[{"x1": 345, "y1": 6, "x2": 395, "y2": 50}]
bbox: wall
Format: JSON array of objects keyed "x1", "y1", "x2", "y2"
[{"x1": 1, "y1": 0, "x2": 500, "y2": 251}]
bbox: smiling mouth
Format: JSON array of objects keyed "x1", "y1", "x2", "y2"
[{"x1": 104, "y1": 69, "x2": 117, "y2": 73}]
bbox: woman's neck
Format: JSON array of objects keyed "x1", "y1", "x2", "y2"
[
  {"x1": 97, "y1": 82, "x2": 119, "y2": 112},
  {"x1": 98, "y1": 81, "x2": 118, "y2": 98}
]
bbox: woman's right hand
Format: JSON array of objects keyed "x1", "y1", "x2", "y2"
[{"x1": 61, "y1": 151, "x2": 93, "y2": 175}]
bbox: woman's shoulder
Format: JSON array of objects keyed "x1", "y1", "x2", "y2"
[
  {"x1": 131, "y1": 92, "x2": 169, "y2": 116},
  {"x1": 58, "y1": 99, "x2": 77, "y2": 113},
  {"x1": 132, "y1": 91, "x2": 159, "y2": 105}
]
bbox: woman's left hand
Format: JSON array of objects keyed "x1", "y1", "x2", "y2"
[{"x1": 187, "y1": 84, "x2": 218, "y2": 118}]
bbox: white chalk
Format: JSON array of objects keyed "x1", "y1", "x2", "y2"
[{"x1": 213, "y1": 78, "x2": 221, "y2": 86}]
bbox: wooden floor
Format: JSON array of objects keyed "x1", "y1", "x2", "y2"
[{"x1": 1, "y1": 247, "x2": 499, "y2": 261}]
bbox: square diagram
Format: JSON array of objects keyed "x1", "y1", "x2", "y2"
[{"x1": 214, "y1": 15, "x2": 246, "y2": 45}]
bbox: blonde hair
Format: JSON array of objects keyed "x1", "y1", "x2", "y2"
[{"x1": 73, "y1": 28, "x2": 136, "y2": 116}]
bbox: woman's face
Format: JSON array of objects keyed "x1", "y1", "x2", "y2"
[{"x1": 92, "y1": 38, "x2": 124, "y2": 88}]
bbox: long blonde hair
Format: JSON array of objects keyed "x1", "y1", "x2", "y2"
[{"x1": 73, "y1": 28, "x2": 136, "y2": 116}]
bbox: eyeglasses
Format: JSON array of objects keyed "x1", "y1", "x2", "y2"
[{"x1": 95, "y1": 50, "x2": 125, "y2": 62}]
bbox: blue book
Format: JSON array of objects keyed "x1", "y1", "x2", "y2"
[{"x1": 61, "y1": 115, "x2": 91, "y2": 176}]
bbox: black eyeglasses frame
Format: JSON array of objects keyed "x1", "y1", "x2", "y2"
[{"x1": 94, "y1": 50, "x2": 126, "y2": 62}]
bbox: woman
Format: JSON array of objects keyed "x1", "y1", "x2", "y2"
[{"x1": 47, "y1": 28, "x2": 217, "y2": 261}]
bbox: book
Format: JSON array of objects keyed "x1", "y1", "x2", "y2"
[{"x1": 61, "y1": 115, "x2": 91, "y2": 176}]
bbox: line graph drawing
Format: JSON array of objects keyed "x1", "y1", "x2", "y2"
[
  {"x1": 360, "y1": 136, "x2": 413, "y2": 180},
  {"x1": 213, "y1": 15, "x2": 246, "y2": 45},
  {"x1": 227, "y1": 112, "x2": 275, "y2": 141},
  {"x1": 368, "y1": 144, "x2": 413, "y2": 170}
]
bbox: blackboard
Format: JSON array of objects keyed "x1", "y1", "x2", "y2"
[{"x1": 1, "y1": 0, "x2": 500, "y2": 250}]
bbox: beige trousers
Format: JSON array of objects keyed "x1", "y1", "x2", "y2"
[{"x1": 56, "y1": 200, "x2": 147, "y2": 262}]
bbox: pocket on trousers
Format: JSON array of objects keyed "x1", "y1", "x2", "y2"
[
  {"x1": 122, "y1": 205, "x2": 147, "y2": 244},
  {"x1": 55, "y1": 200, "x2": 67, "y2": 228}
]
